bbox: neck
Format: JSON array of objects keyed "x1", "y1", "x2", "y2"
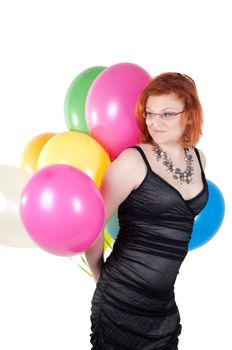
[{"x1": 152, "y1": 141, "x2": 186, "y2": 159}]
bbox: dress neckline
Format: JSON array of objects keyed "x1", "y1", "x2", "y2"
[
  {"x1": 133, "y1": 145, "x2": 208, "y2": 203},
  {"x1": 148, "y1": 168, "x2": 207, "y2": 203}
]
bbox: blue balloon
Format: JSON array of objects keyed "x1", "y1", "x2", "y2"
[
  {"x1": 189, "y1": 179, "x2": 225, "y2": 250},
  {"x1": 105, "y1": 208, "x2": 120, "y2": 240}
]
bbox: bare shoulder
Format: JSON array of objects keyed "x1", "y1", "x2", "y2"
[
  {"x1": 102, "y1": 147, "x2": 143, "y2": 188},
  {"x1": 112, "y1": 146, "x2": 143, "y2": 168},
  {"x1": 116, "y1": 144, "x2": 150, "y2": 171},
  {"x1": 195, "y1": 147, "x2": 206, "y2": 170}
]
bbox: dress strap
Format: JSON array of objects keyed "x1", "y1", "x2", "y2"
[
  {"x1": 129, "y1": 146, "x2": 152, "y2": 171},
  {"x1": 193, "y1": 147, "x2": 204, "y2": 173},
  {"x1": 130, "y1": 145, "x2": 205, "y2": 177}
]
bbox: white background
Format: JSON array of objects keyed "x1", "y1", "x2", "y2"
[{"x1": 0, "y1": 0, "x2": 231, "y2": 349}]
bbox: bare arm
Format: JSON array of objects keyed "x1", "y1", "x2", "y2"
[{"x1": 84, "y1": 148, "x2": 140, "y2": 284}]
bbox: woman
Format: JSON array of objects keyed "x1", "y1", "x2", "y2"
[{"x1": 85, "y1": 72, "x2": 209, "y2": 349}]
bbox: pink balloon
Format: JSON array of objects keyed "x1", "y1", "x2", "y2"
[
  {"x1": 19, "y1": 164, "x2": 104, "y2": 256},
  {"x1": 85, "y1": 62, "x2": 152, "y2": 160}
]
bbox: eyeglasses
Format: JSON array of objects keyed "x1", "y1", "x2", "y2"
[{"x1": 142, "y1": 110, "x2": 185, "y2": 121}]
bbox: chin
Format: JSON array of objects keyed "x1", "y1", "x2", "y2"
[{"x1": 152, "y1": 136, "x2": 168, "y2": 143}]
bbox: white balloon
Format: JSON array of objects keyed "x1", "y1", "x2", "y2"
[{"x1": 0, "y1": 165, "x2": 37, "y2": 247}]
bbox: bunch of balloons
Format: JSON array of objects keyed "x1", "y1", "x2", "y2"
[
  {"x1": 0, "y1": 62, "x2": 225, "y2": 278},
  {"x1": 0, "y1": 62, "x2": 152, "y2": 275}
]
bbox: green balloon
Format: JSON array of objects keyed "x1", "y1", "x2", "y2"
[{"x1": 64, "y1": 66, "x2": 106, "y2": 134}]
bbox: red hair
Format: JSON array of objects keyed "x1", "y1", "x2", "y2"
[{"x1": 135, "y1": 72, "x2": 203, "y2": 148}]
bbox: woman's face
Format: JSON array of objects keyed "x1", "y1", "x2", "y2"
[{"x1": 145, "y1": 93, "x2": 187, "y2": 147}]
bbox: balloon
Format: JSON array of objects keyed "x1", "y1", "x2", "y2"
[
  {"x1": 37, "y1": 131, "x2": 110, "y2": 187},
  {"x1": 20, "y1": 132, "x2": 56, "y2": 174},
  {"x1": 64, "y1": 66, "x2": 106, "y2": 134},
  {"x1": 0, "y1": 165, "x2": 36, "y2": 247},
  {"x1": 19, "y1": 164, "x2": 105, "y2": 256},
  {"x1": 103, "y1": 229, "x2": 114, "y2": 251},
  {"x1": 189, "y1": 179, "x2": 225, "y2": 250},
  {"x1": 86, "y1": 62, "x2": 152, "y2": 160},
  {"x1": 105, "y1": 209, "x2": 120, "y2": 240}
]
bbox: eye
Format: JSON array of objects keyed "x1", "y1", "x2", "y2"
[
  {"x1": 163, "y1": 112, "x2": 175, "y2": 118},
  {"x1": 145, "y1": 111, "x2": 153, "y2": 118}
]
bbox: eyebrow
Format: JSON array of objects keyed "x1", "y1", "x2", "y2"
[{"x1": 146, "y1": 106, "x2": 177, "y2": 112}]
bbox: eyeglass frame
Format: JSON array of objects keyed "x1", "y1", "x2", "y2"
[{"x1": 142, "y1": 110, "x2": 185, "y2": 121}]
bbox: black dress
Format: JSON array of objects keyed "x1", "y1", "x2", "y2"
[{"x1": 90, "y1": 145, "x2": 209, "y2": 350}]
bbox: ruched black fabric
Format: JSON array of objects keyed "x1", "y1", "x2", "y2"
[{"x1": 90, "y1": 146, "x2": 209, "y2": 350}]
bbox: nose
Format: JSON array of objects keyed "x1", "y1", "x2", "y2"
[{"x1": 150, "y1": 116, "x2": 164, "y2": 126}]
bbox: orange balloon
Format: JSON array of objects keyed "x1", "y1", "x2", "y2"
[{"x1": 20, "y1": 133, "x2": 56, "y2": 174}]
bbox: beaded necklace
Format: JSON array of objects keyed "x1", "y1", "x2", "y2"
[{"x1": 152, "y1": 143, "x2": 194, "y2": 184}]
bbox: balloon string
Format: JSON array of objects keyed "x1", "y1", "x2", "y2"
[
  {"x1": 68, "y1": 256, "x2": 93, "y2": 278},
  {"x1": 67, "y1": 237, "x2": 113, "y2": 278}
]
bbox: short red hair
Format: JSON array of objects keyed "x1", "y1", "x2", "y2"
[{"x1": 135, "y1": 72, "x2": 203, "y2": 148}]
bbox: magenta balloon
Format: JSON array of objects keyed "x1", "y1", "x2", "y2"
[
  {"x1": 85, "y1": 62, "x2": 152, "y2": 160},
  {"x1": 19, "y1": 164, "x2": 104, "y2": 256}
]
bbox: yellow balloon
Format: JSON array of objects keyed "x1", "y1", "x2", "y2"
[
  {"x1": 37, "y1": 131, "x2": 110, "y2": 187},
  {"x1": 103, "y1": 230, "x2": 115, "y2": 251},
  {"x1": 20, "y1": 132, "x2": 56, "y2": 174}
]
